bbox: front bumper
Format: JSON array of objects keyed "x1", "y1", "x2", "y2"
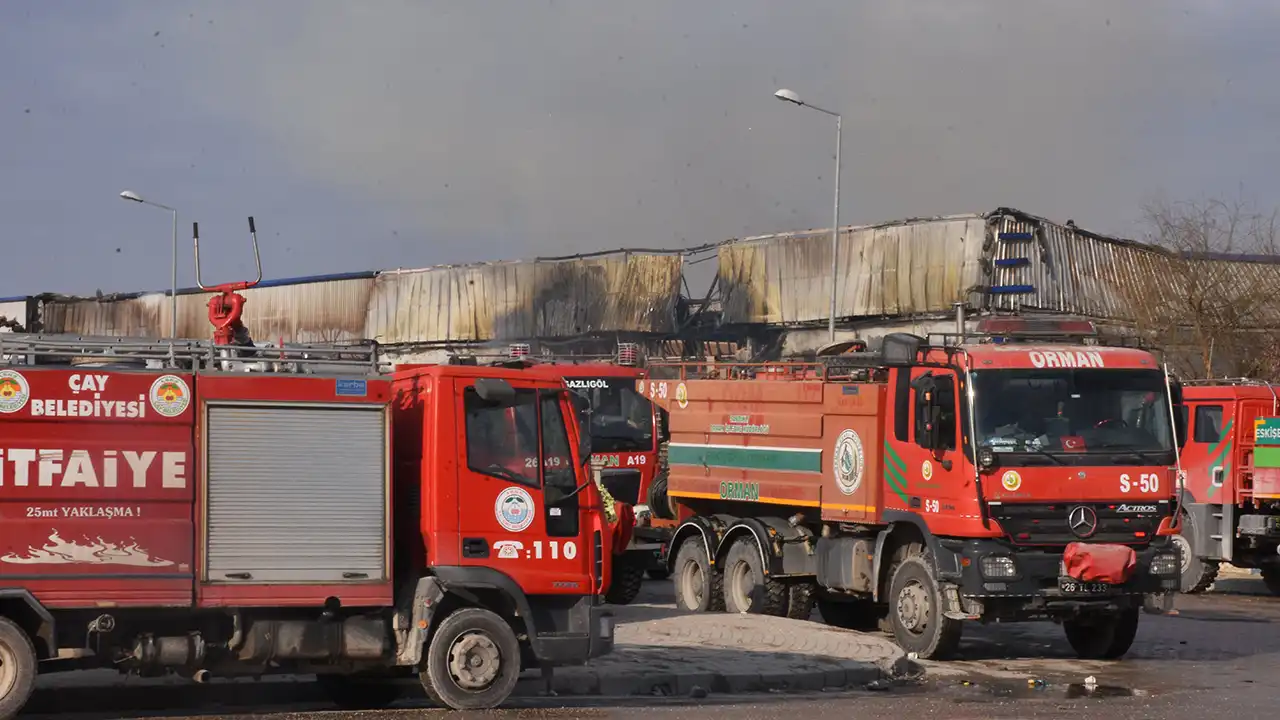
[{"x1": 939, "y1": 536, "x2": 1181, "y2": 601}]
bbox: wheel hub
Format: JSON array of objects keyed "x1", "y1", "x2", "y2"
[
  {"x1": 680, "y1": 561, "x2": 705, "y2": 607},
  {"x1": 1172, "y1": 534, "x2": 1191, "y2": 574},
  {"x1": 728, "y1": 560, "x2": 752, "y2": 611},
  {"x1": 896, "y1": 581, "x2": 930, "y2": 633},
  {"x1": 447, "y1": 631, "x2": 501, "y2": 690}
]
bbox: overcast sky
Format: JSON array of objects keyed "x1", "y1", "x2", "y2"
[{"x1": 2, "y1": 1, "x2": 1278, "y2": 297}]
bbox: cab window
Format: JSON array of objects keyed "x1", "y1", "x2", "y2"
[
  {"x1": 464, "y1": 387, "x2": 540, "y2": 488},
  {"x1": 1193, "y1": 405, "x2": 1224, "y2": 444}
]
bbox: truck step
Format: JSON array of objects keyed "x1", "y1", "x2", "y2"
[{"x1": 993, "y1": 257, "x2": 1031, "y2": 268}]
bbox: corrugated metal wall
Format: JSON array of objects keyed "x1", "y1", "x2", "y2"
[
  {"x1": 36, "y1": 253, "x2": 684, "y2": 343},
  {"x1": 717, "y1": 215, "x2": 988, "y2": 325},
  {"x1": 987, "y1": 209, "x2": 1280, "y2": 326}
]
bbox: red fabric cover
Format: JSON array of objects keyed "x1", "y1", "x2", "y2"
[
  {"x1": 610, "y1": 502, "x2": 635, "y2": 553},
  {"x1": 1062, "y1": 542, "x2": 1136, "y2": 584}
]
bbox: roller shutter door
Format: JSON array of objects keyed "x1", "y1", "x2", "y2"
[{"x1": 205, "y1": 404, "x2": 387, "y2": 584}]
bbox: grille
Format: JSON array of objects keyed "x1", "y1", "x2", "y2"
[
  {"x1": 989, "y1": 502, "x2": 1164, "y2": 547},
  {"x1": 600, "y1": 469, "x2": 642, "y2": 506}
]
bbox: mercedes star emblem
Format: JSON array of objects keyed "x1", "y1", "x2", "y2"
[{"x1": 1068, "y1": 505, "x2": 1099, "y2": 538}]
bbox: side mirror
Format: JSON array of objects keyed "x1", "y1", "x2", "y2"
[
  {"x1": 657, "y1": 408, "x2": 671, "y2": 443},
  {"x1": 911, "y1": 373, "x2": 942, "y2": 450},
  {"x1": 1174, "y1": 404, "x2": 1189, "y2": 450},
  {"x1": 473, "y1": 378, "x2": 517, "y2": 406}
]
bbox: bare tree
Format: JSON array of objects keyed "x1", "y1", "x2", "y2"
[{"x1": 1128, "y1": 195, "x2": 1280, "y2": 379}]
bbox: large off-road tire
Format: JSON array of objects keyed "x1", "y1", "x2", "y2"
[
  {"x1": 605, "y1": 559, "x2": 646, "y2": 605},
  {"x1": 316, "y1": 674, "x2": 401, "y2": 710},
  {"x1": 786, "y1": 582, "x2": 816, "y2": 620},
  {"x1": 0, "y1": 616, "x2": 38, "y2": 720},
  {"x1": 1063, "y1": 607, "x2": 1140, "y2": 660},
  {"x1": 887, "y1": 554, "x2": 963, "y2": 659},
  {"x1": 1261, "y1": 567, "x2": 1280, "y2": 596},
  {"x1": 722, "y1": 537, "x2": 788, "y2": 616},
  {"x1": 672, "y1": 539, "x2": 724, "y2": 612},
  {"x1": 1173, "y1": 511, "x2": 1219, "y2": 593},
  {"x1": 420, "y1": 608, "x2": 521, "y2": 710},
  {"x1": 817, "y1": 597, "x2": 884, "y2": 631}
]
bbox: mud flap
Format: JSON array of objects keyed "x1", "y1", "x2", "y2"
[
  {"x1": 394, "y1": 577, "x2": 446, "y2": 666},
  {"x1": 1143, "y1": 592, "x2": 1176, "y2": 615},
  {"x1": 940, "y1": 582, "x2": 981, "y2": 621}
]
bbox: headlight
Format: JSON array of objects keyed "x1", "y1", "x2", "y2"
[
  {"x1": 1150, "y1": 553, "x2": 1179, "y2": 576},
  {"x1": 980, "y1": 555, "x2": 1018, "y2": 579},
  {"x1": 978, "y1": 447, "x2": 996, "y2": 470}
]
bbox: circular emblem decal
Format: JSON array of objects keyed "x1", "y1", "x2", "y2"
[
  {"x1": 148, "y1": 375, "x2": 191, "y2": 418},
  {"x1": 637, "y1": 379, "x2": 646, "y2": 394},
  {"x1": 0, "y1": 370, "x2": 30, "y2": 414},
  {"x1": 495, "y1": 486, "x2": 536, "y2": 532},
  {"x1": 1001, "y1": 470, "x2": 1022, "y2": 492},
  {"x1": 921, "y1": 460, "x2": 933, "y2": 482},
  {"x1": 833, "y1": 429, "x2": 865, "y2": 496},
  {"x1": 675, "y1": 382, "x2": 689, "y2": 409}
]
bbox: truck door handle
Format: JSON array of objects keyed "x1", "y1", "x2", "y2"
[
  {"x1": 342, "y1": 572, "x2": 368, "y2": 579},
  {"x1": 463, "y1": 538, "x2": 489, "y2": 558},
  {"x1": 224, "y1": 573, "x2": 252, "y2": 580}
]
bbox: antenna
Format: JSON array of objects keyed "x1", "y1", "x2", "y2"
[{"x1": 192, "y1": 217, "x2": 265, "y2": 346}]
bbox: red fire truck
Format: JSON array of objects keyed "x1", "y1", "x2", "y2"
[
  {"x1": 0, "y1": 219, "x2": 615, "y2": 718},
  {"x1": 1175, "y1": 380, "x2": 1280, "y2": 593},
  {"x1": 490, "y1": 345, "x2": 673, "y2": 605},
  {"x1": 643, "y1": 314, "x2": 1186, "y2": 660}
]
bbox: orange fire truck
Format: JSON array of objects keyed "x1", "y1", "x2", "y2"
[
  {"x1": 644, "y1": 314, "x2": 1186, "y2": 660},
  {"x1": 1175, "y1": 380, "x2": 1280, "y2": 593},
  {"x1": 0, "y1": 219, "x2": 616, "y2": 718}
]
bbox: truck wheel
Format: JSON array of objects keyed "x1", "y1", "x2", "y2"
[
  {"x1": 786, "y1": 582, "x2": 816, "y2": 619},
  {"x1": 316, "y1": 674, "x2": 400, "y2": 710},
  {"x1": 1174, "y1": 511, "x2": 1219, "y2": 593},
  {"x1": 887, "y1": 555, "x2": 962, "y2": 659},
  {"x1": 420, "y1": 608, "x2": 521, "y2": 710},
  {"x1": 672, "y1": 540, "x2": 724, "y2": 612},
  {"x1": 605, "y1": 560, "x2": 646, "y2": 605},
  {"x1": 722, "y1": 537, "x2": 788, "y2": 616},
  {"x1": 0, "y1": 617, "x2": 37, "y2": 720},
  {"x1": 817, "y1": 597, "x2": 883, "y2": 631},
  {"x1": 1064, "y1": 608, "x2": 1140, "y2": 660}
]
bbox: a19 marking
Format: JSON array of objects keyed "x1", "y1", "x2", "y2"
[{"x1": 1119, "y1": 473, "x2": 1160, "y2": 493}]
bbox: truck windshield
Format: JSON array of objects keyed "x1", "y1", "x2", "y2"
[
  {"x1": 565, "y1": 377, "x2": 654, "y2": 453},
  {"x1": 972, "y1": 368, "x2": 1175, "y2": 463}
]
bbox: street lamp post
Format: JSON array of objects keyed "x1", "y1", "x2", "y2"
[
  {"x1": 774, "y1": 88, "x2": 842, "y2": 342},
  {"x1": 119, "y1": 190, "x2": 178, "y2": 339}
]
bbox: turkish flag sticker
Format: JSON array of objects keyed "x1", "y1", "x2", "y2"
[{"x1": 1061, "y1": 435, "x2": 1087, "y2": 452}]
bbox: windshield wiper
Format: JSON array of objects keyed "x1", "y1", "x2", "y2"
[
  {"x1": 1107, "y1": 450, "x2": 1165, "y2": 465},
  {"x1": 484, "y1": 464, "x2": 536, "y2": 486}
]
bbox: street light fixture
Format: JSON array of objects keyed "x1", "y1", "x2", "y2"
[
  {"x1": 119, "y1": 190, "x2": 179, "y2": 339},
  {"x1": 774, "y1": 88, "x2": 842, "y2": 342}
]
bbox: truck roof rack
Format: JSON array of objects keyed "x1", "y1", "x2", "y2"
[
  {"x1": 1179, "y1": 377, "x2": 1278, "y2": 387},
  {"x1": 0, "y1": 333, "x2": 382, "y2": 375}
]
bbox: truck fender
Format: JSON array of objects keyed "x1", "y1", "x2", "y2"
[
  {"x1": 666, "y1": 517, "x2": 721, "y2": 573},
  {"x1": 717, "y1": 518, "x2": 776, "y2": 576},
  {"x1": 427, "y1": 566, "x2": 546, "y2": 656},
  {"x1": 0, "y1": 588, "x2": 55, "y2": 659},
  {"x1": 871, "y1": 512, "x2": 957, "y2": 602}
]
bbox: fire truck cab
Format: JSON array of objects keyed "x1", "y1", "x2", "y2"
[
  {"x1": 645, "y1": 315, "x2": 1186, "y2": 660},
  {"x1": 475, "y1": 344, "x2": 672, "y2": 605},
  {"x1": 1176, "y1": 380, "x2": 1280, "y2": 593}
]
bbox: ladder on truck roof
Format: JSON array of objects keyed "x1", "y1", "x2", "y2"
[{"x1": 0, "y1": 332, "x2": 382, "y2": 375}]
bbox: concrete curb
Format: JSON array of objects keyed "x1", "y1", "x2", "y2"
[{"x1": 26, "y1": 657, "x2": 908, "y2": 714}]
